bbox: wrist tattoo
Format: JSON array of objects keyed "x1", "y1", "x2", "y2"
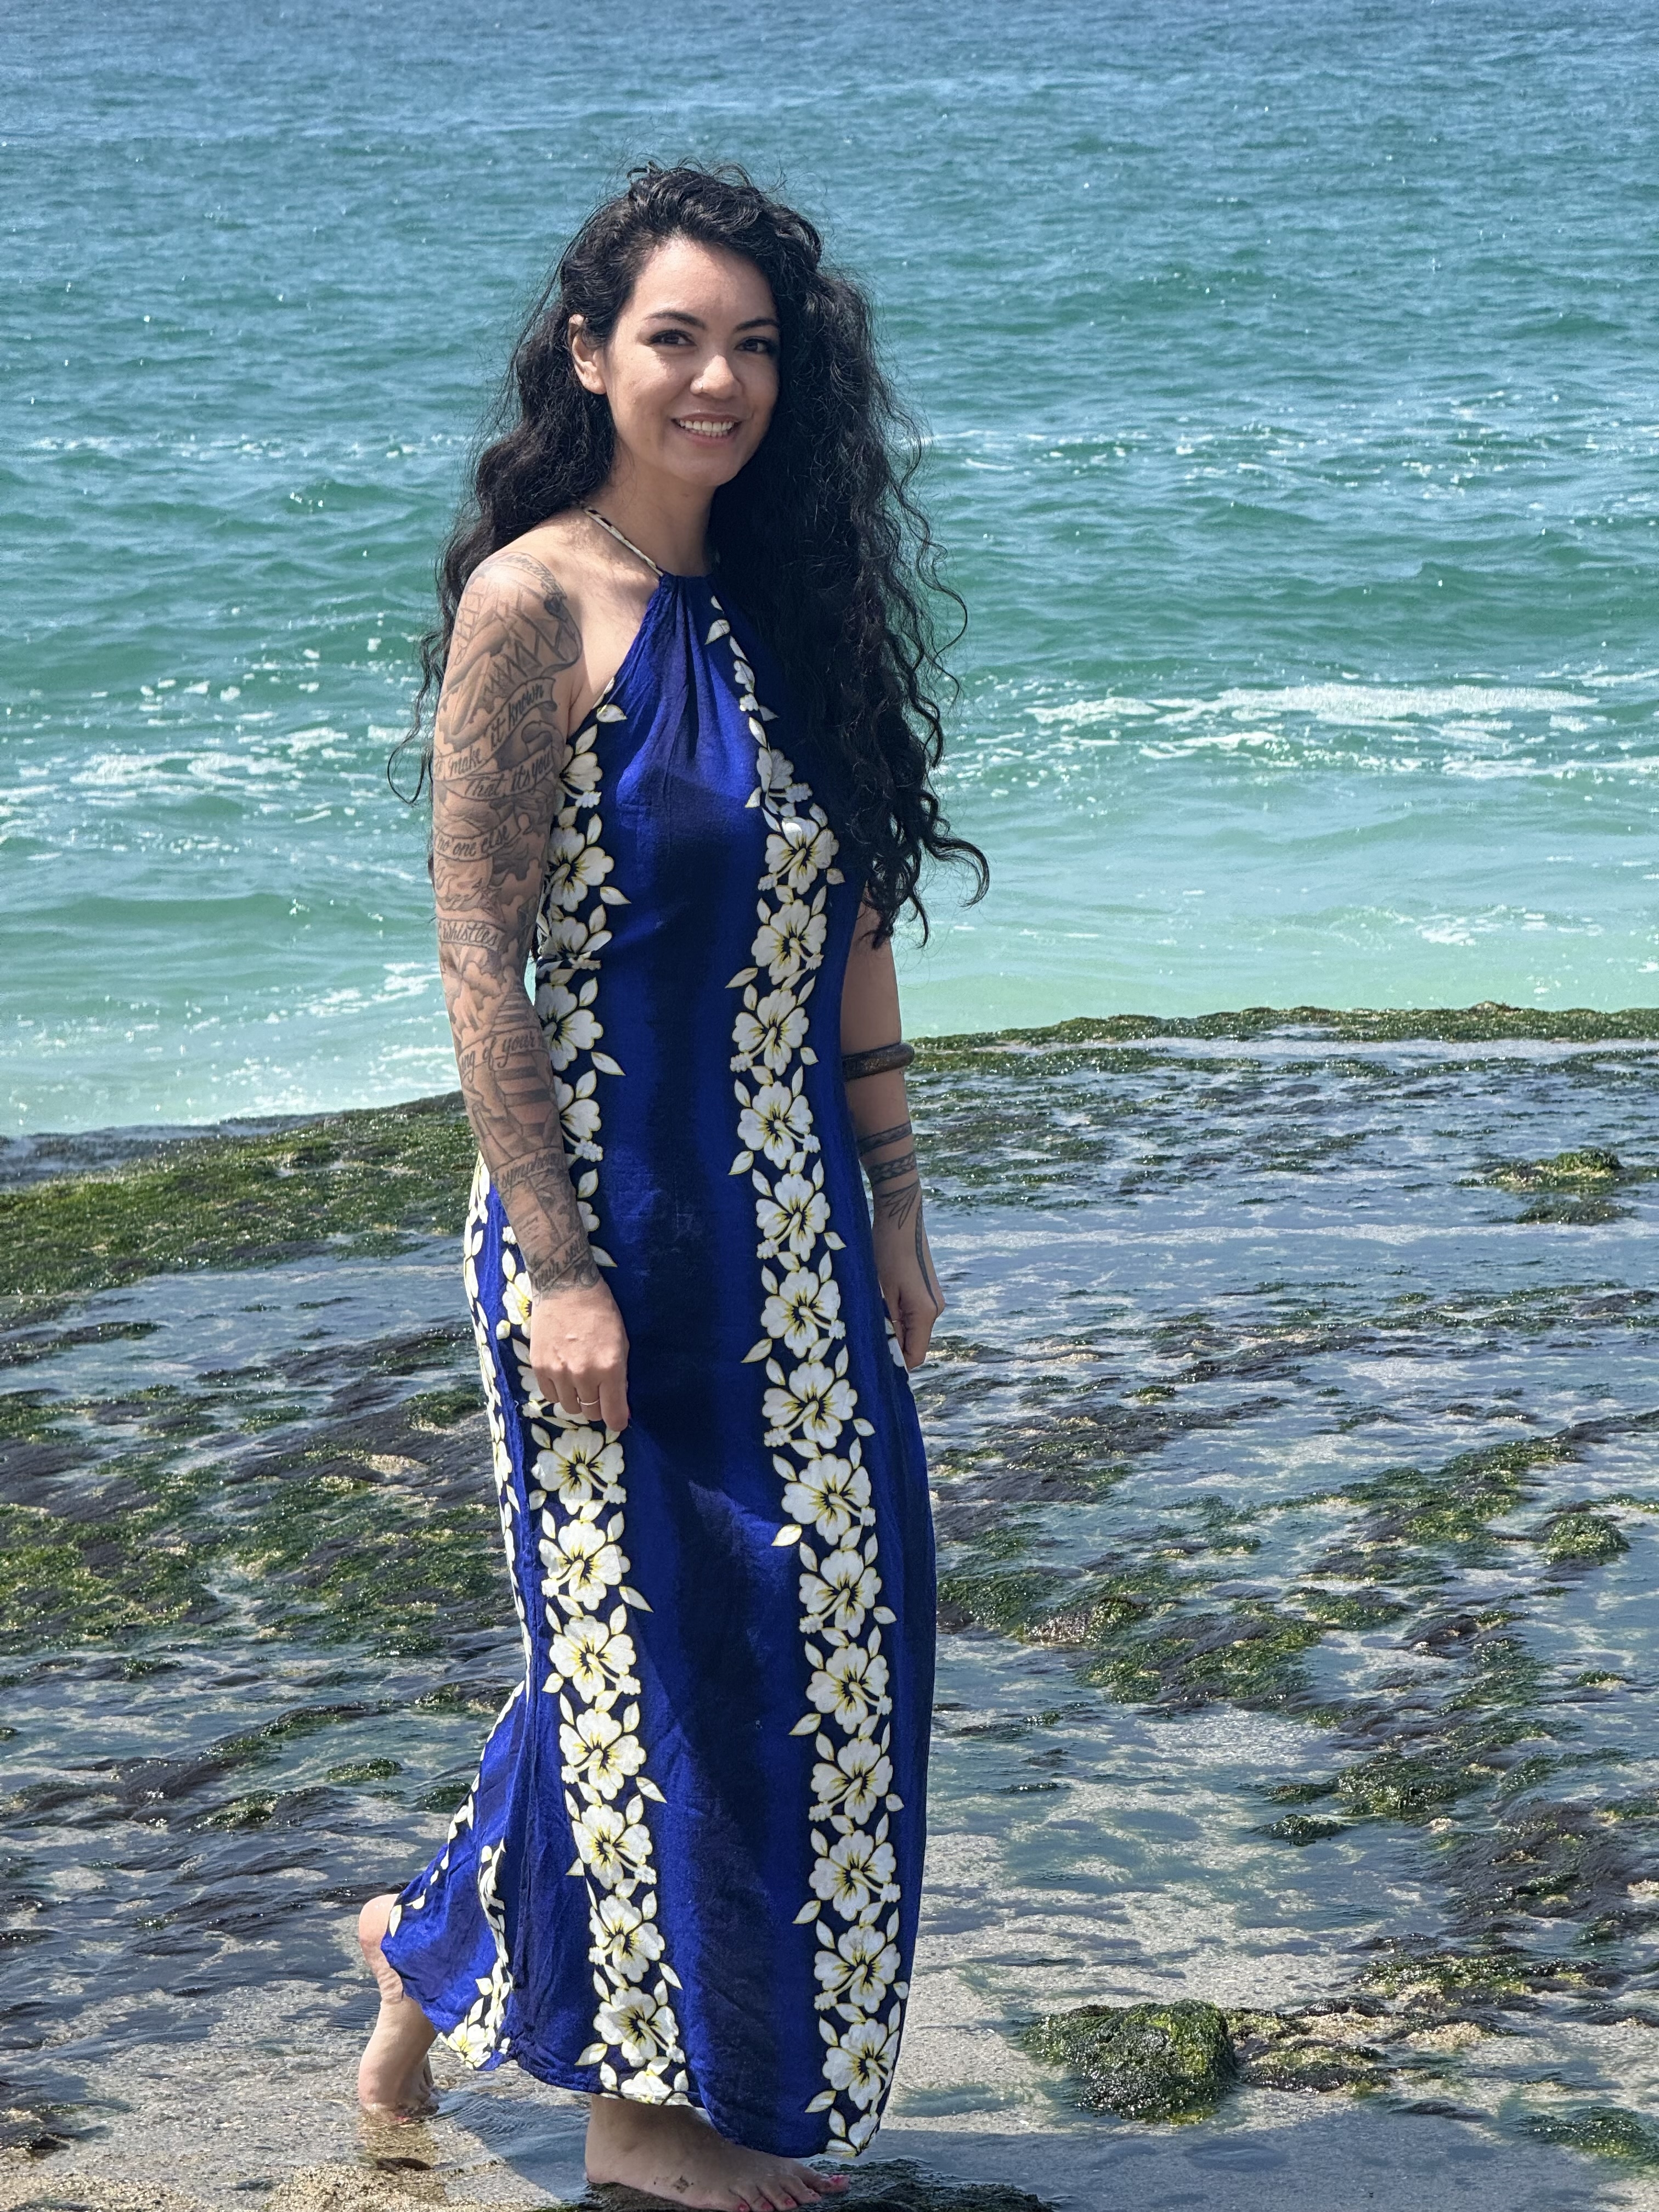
[
  {"x1": 842, "y1": 1040, "x2": 914, "y2": 1082},
  {"x1": 856, "y1": 1119, "x2": 912, "y2": 1155}
]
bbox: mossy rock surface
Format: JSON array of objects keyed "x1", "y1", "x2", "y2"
[
  {"x1": 1539, "y1": 1509, "x2": 1629, "y2": 1565},
  {"x1": 921, "y1": 1007, "x2": 1659, "y2": 1054},
  {"x1": 1523, "y1": 2104, "x2": 1659, "y2": 2167},
  {"x1": 1021, "y1": 1999, "x2": 1236, "y2": 2121},
  {"x1": 0, "y1": 1093, "x2": 475, "y2": 1306},
  {"x1": 1259, "y1": 1813, "x2": 1348, "y2": 1845},
  {"x1": 825, "y1": 2163, "x2": 1053, "y2": 2210},
  {"x1": 1487, "y1": 1147, "x2": 1627, "y2": 1189}
]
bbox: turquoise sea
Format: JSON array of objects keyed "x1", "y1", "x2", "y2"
[{"x1": 5, "y1": 0, "x2": 1657, "y2": 1132}]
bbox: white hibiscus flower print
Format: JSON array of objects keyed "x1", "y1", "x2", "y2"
[
  {"x1": 733, "y1": 988, "x2": 808, "y2": 1075},
  {"x1": 738, "y1": 1082, "x2": 812, "y2": 1168},
  {"x1": 762, "y1": 1268, "x2": 841, "y2": 1356},
  {"x1": 559, "y1": 743, "x2": 601, "y2": 799},
  {"x1": 618, "y1": 2063, "x2": 676, "y2": 2104},
  {"x1": 556, "y1": 1075, "x2": 601, "y2": 1152},
  {"x1": 540, "y1": 911, "x2": 591, "y2": 963},
  {"x1": 814, "y1": 1921, "x2": 899, "y2": 2010},
  {"x1": 825, "y1": 2017, "x2": 898, "y2": 2111},
  {"x1": 809, "y1": 1829, "x2": 897, "y2": 1918},
  {"x1": 591, "y1": 1895, "x2": 664, "y2": 1983},
  {"x1": 448, "y1": 2013, "x2": 498, "y2": 2066},
  {"x1": 763, "y1": 1361, "x2": 855, "y2": 1449},
  {"x1": 781, "y1": 1453, "x2": 868, "y2": 1545},
  {"x1": 765, "y1": 818, "x2": 837, "y2": 893},
  {"x1": 800, "y1": 1545, "x2": 879, "y2": 1637},
  {"x1": 560, "y1": 1706, "x2": 646, "y2": 1800},
  {"x1": 535, "y1": 1427, "x2": 624, "y2": 1509},
  {"x1": 751, "y1": 899, "x2": 826, "y2": 985},
  {"x1": 754, "y1": 1172, "x2": 829, "y2": 1260},
  {"x1": 548, "y1": 1615, "x2": 637, "y2": 1700},
  {"x1": 595, "y1": 1985, "x2": 675, "y2": 2068},
  {"x1": 538, "y1": 981, "x2": 602, "y2": 1070},
  {"x1": 546, "y1": 821, "x2": 613, "y2": 911},
  {"x1": 539, "y1": 1514, "x2": 627, "y2": 1612},
  {"x1": 806, "y1": 1641, "x2": 890, "y2": 1729},
  {"x1": 573, "y1": 1801, "x2": 653, "y2": 1888},
  {"x1": 811, "y1": 1736, "x2": 893, "y2": 1823},
  {"x1": 500, "y1": 1253, "x2": 534, "y2": 1335}
]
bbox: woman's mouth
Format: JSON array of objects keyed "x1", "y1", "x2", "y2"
[{"x1": 673, "y1": 416, "x2": 740, "y2": 443}]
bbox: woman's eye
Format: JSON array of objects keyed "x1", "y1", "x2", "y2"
[{"x1": 741, "y1": 337, "x2": 778, "y2": 356}]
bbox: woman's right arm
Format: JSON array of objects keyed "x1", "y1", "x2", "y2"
[{"x1": 431, "y1": 552, "x2": 631, "y2": 1431}]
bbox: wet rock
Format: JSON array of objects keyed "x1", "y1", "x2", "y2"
[
  {"x1": 1538, "y1": 1508, "x2": 1629, "y2": 1565},
  {"x1": 1227, "y1": 2006, "x2": 1391, "y2": 2093},
  {"x1": 1356, "y1": 1942, "x2": 1589, "y2": 2012},
  {"x1": 831, "y1": 2163, "x2": 1053, "y2": 2210},
  {"x1": 1448, "y1": 1798, "x2": 1648, "y2": 1928},
  {"x1": 1257, "y1": 1813, "x2": 1348, "y2": 1844},
  {"x1": 1522, "y1": 2104, "x2": 1659, "y2": 2167},
  {"x1": 0, "y1": 1093, "x2": 475, "y2": 1309},
  {"x1": 1487, "y1": 1147, "x2": 1626, "y2": 1189},
  {"x1": 1020, "y1": 1999, "x2": 1237, "y2": 2121}
]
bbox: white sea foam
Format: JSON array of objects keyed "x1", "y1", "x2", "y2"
[{"x1": 1032, "y1": 681, "x2": 1600, "y2": 731}]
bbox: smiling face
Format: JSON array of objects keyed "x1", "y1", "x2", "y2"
[{"x1": 571, "y1": 235, "x2": 781, "y2": 496}]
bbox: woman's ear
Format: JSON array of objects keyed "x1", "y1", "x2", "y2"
[{"x1": 568, "y1": 314, "x2": 607, "y2": 396}]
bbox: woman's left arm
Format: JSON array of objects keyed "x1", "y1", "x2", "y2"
[{"x1": 840, "y1": 896, "x2": 944, "y2": 1369}]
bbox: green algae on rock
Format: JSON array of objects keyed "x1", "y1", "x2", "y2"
[
  {"x1": 1522, "y1": 2105, "x2": 1659, "y2": 2168},
  {"x1": 1226, "y1": 2006, "x2": 1392, "y2": 2095},
  {"x1": 831, "y1": 2163, "x2": 1054, "y2": 2210},
  {"x1": 0, "y1": 1093, "x2": 475, "y2": 1307},
  {"x1": 1538, "y1": 1508, "x2": 1629, "y2": 1565},
  {"x1": 1020, "y1": 2000, "x2": 1237, "y2": 2121},
  {"x1": 1257, "y1": 1812, "x2": 1349, "y2": 1845},
  {"x1": 917, "y1": 1003, "x2": 1659, "y2": 1059},
  {"x1": 1485, "y1": 1147, "x2": 1628, "y2": 1189},
  {"x1": 0, "y1": 1325, "x2": 508, "y2": 1657}
]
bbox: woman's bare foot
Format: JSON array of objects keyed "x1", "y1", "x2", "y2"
[
  {"x1": 357, "y1": 1893, "x2": 439, "y2": 2119},
  {"x1": 584, "y1": 2096, "x2": 849, "y2": 2211}
]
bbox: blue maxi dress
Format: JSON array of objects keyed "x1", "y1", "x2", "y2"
[{"x1": 380, "y1": 551, "x2": 934, "y2": 2162}]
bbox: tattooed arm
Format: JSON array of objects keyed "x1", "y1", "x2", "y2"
[
  {"x1": 840, "y1": 897, "x2": 944, "y2": 1370},
  {"x1": 432, "y1": 551, "x2": 630, "y2": 1430}
]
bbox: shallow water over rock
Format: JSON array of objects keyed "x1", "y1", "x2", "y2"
[{"x1": 4, "y1": 1020, "x2": 1659, "y2": 2207}]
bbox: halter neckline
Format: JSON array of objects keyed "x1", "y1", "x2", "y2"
[{"x1": 583, "y1": 505, "x2": 708, "y2": 582}]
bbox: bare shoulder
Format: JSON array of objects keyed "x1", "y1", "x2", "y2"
[
  {"x1": 455, "y1": 533, "x2": 582, "y2": 647},
  {"x1": 437, "y1": 538, "x2": 588, "y2": 769},
  {"x1": 503, "y1": 509, "x2": 659, "y2": 723}
]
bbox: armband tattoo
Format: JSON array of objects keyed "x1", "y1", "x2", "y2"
[{"x1": 841, "y1": 1040, "x2": 915, "y2": 1082}]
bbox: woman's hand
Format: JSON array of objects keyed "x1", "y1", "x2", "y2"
[
  {"x1": 872, "y1": 1203, "x2": 945, "y2": 1371},
  {"x1": 529, "y1": 1279, "x2": 631, "y2": 1432}
]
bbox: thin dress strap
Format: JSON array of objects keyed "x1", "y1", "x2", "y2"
[{"x1": 583, "y1": 505, "x2": 664, "y2": 578}]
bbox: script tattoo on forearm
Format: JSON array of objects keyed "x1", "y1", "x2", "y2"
[{"x1": 432, "y1": 552, "x2": 597, "y2": 1296}]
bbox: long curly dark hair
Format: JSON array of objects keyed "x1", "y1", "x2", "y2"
[{"x1": 392, "y1": 161, "x2": 987, "y2": 941}]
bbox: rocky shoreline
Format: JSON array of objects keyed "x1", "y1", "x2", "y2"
[{"x1": 5, "y1": 1008, "x2": 1659, "y2": 2209}]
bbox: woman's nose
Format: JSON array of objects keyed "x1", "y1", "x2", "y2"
[{"x1": 691, "y1": 351, "x2": 741, "y2": 396}]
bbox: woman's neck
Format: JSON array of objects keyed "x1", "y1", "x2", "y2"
[{"x1": 586, "y1": 457, "x2": 712, "y2": 578}]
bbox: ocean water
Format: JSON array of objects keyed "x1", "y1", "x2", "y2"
[{"x1": 4, "y1": 0, "x2": 1658, "y2": 1132}]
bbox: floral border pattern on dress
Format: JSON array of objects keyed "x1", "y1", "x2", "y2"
[
  {"x1": 398, "y1": 696, "x2": 691, "y2": 2101},
  {"x1": 387, "y1": 1156, "x2": 524, "y2": 2062},
  {"x1": 715, "y1": 605, "x2": 909, "y2": 2156},
  {"x1": 508, "y1": 690, "x2": 691, "y2": 2105}
]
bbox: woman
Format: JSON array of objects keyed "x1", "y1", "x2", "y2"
[{"x1": 359, "y1": 164, "x2": 986, "y2": 2212}]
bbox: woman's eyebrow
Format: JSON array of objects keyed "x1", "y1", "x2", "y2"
[{"x1": 640, "y1": 309, "x2": 781, "y2": 331}]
